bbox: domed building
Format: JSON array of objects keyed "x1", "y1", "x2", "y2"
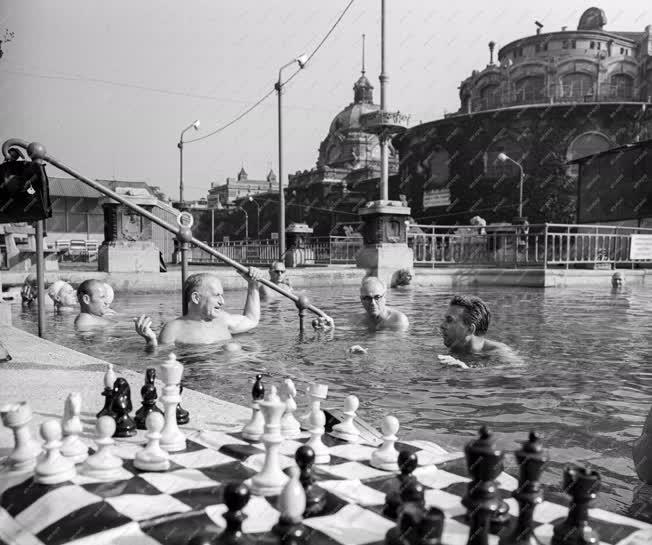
[{"x1": 395, "y1": 7, "x2": 652, "y2": 225}]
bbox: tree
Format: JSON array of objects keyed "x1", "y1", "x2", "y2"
[{"x1": 0, "y1": 29, "x2": 15, "y2": 60}]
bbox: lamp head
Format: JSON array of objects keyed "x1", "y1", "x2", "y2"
[
  {"x1": 248, "y1": 196, "x2": 253, "y2": 202},
  {"x1": 192, "y1": 120, "x2": 201, "y2": 130},
  {"x1": 297, "y1": 54, "x2": 308, "y2": 69},
  {"x1": 497, "y1": 152, "x2": 509, "y2": 162}
]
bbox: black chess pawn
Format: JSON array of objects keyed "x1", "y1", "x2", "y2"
[
  {"x1": 295, "y1": 445, "x2": 326, "y2": 517},
  {"x1": 551, "y1": 466, "x2": 601, "y2": 545},
  {"x1": 177, "y1": 382, "x2": 190, "y2": 425},
  {"x1": 383, "y1": 450, "x2": 419, "y2": 520},
  {"x1": 386, "y1": 503, "x2": 445, "y2": 545},
  {"x1": 215, "y1": 481, "x2": 252, "y2": 545},
  {"x1": 462, "y1": 426, "x2": 507, "y2": 544},
  {"x1": 499, "y1": 431, "x2": 547, "y2": 545},
  {"x1": 111, "y1": 377, "x2": 137, "y2": 437},
  {"x1": 135, "y1": 368, "x2": 163, "y2": 430},
  {"x1": 97, "y1": 382, "x2": 114, "y2": 419},
  {"x1": 253, "y1": 374, "x2": 264, "y2": 401}
]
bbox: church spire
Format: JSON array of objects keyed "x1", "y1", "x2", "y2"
[{"x1": 353, "y1": 33, "x2": 373, "y2": 104}]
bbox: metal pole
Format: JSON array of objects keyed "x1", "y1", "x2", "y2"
[
  {"x1": 211, "y1": 208, "x2": 215, "y2": 247},
  {"x1": 379, "y1": 0, "x2": 389, "y2": 201},
  {"x1": 178, "y1": 140, "x2": 184, "y2": 204},
  {"x1": 35, "y1": 220, "x2": 45, "y2": 338},
  {"x1": 519, "y1": 165, "x2": 524, "y2": 218},
  {"x1": 277, "y1": 80, "x2": 285, "y2": 258}
]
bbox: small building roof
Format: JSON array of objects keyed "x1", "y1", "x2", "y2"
[{"x1": 567, "y1": 139, "x2": 652, "y2": 164}]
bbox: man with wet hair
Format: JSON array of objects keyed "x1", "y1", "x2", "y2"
[
  {"x1": 359, "y1": 276, "x2": 409, "y2": 331},
  {"x1": 259, "y1": 261, "x2": 293, "y2": 302},
  {"x1": 135, "y1": 268, "x2": 262, "y2": 346},
  {"x1": 438, "y1": 295, "x2": 518, "y2": 367},
  {"x1": 75, "y1": 279, "x2": 111, "y2": 330},
  {"x1": 47, "y1": 280, "x2": 78, "y2": 313}
]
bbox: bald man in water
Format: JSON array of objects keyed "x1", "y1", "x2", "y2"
[
  {"x1": 75, "y1": 279, "x2": 112, "y2": 330},
  {"x1": 135, "y1": 269, "x2": 262, "y2": 346},
  {"x1": 359, "y1": 277, "x2": 409, "y2": 331}
]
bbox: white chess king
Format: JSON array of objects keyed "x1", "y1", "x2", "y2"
[{"x1": 159, "y1": 353, "x2": 187, "y2": 452}]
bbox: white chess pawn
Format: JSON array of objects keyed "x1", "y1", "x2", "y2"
[
  {"x1": 280, "y1": 379, "x2": 301, "y2": 439},
  {"x1": 61, "y1": 393, "x2": 89, "y2": 464},
  {"x1": 134, "y1": 412, "x2": 170, "y2": 471},
  {"x1": 330, "y1": 395, "x2": 360, "y2": 443},
  {"x1": 159, "y1": 353, "x2": 187, "y2": 452},
  {"x1": 0, "y1": 401, "x2": 41, "y2": 473},
  {"x1": 370, "y1": 415, "x2": 400, "y2": 470},
  {"x1": 278, "y1": 466, "x2": 306, "y2": 524},
  {"x1": 82, "y1": 416, "x2": 124, "y2": 480},
  {"x1": 35, "y1": 420, "x2": 77, "y2": 484},
  {"x1": 299, "y1": 383, "x2": 328, "y2": 431},
  {"x1": 305, "y1": 409, "x2": 330, "y2": 464}
]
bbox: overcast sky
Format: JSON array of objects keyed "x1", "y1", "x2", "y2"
[{"x1": 1, "y1": 1, "x2": 649, "y2": 200}]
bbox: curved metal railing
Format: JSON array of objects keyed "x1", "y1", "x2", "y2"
[{"x1": 2, "y1": 139, "x2": 331, "y2": 330}]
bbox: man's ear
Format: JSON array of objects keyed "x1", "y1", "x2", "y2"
[
  {"x1": 82, "y1": 294, "x2": 91, "y2": 305},
  {"x1": 191, "y1": 291, "x2": 201, "y2": 304},
  {"x1": 468, "y1": 323, "x2": 476, "y2": 335}
]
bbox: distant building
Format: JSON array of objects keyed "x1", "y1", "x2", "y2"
[
  {"x1": 395, "y1": 7, "x2": 652, "y2": 225},
  {"x1": 207, "y1": 167, "x2": 278, "y2": 208}
]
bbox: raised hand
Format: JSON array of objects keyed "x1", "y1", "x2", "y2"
[
  {"x1": 134, "y1": 315, "x2": 157, "y2": 344},
  {"x1": 312, "y1": 315, "x2": 335, "y2": 331},
  {"x1": 437, "y1": 355, "x2": 469, "y2": 369}
]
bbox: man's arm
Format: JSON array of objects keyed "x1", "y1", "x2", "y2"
[
  {"x1": 634, "y1": 405, "x2": 652, "y2": 484},
  {"x1": 135, "y1": 315, "x2": 176, "y2": 347},
  {"x1": 391, "y1": 310, "x2": 409, "y2": 331},
  {"x1": 225, "y1": 268, "x2": 261, "y2": 334}
]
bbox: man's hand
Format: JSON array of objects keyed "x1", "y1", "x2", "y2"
[
  {"x1": 21, "y1": 283, "x2": 35, "y2": 304},
  {"x1": 135, "y1": 315, "x2": 157, "y2": 344},
  {"x1": 239, "y1": 266, "x2": 263, "y2": 288},
  {"x1": 437, "y1": 355, "x2": 469, "y2": 369},
  {"x1": 312, "y1": 315, "x2": 334, "y2": 331}
]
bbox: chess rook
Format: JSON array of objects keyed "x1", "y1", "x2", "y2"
[
  {"x1": 61, "y1": 392, "x2": 89, "y2": 464},
  {"x1": 280, "y1": 378, "x2": 301, "y2": 439},
  {"x1": 242, "y1": 374, "x2": 265, "y2": 441},
  {"x1": 135, "y1": 368, "x2": 163, "y2": 430},
  {"x1": 299, "y1": 382, "x2": 328, "y2": 431},
  {"x1": 250, "y1": 385, "x2": 289, "y2": 496},
  {"x1": 305, "y1": 408, "x2": 330, "y2": 464},
  {"x1": 500, "y1": 431, "x2": 547, "y2": 545},
  {"x1": 82, "y1": 416, "x2": 124, "y2": 480},
  {"x1": 551, "y1": 466, "x2": 601, "y2": 545},
  {"x1": 370, "y1": 415, "x2": 400, "y2": 470},
  {"x1": 159, "y1": 353, "x2": 187, "y2": 452},
  {"x1": 134, "y1": 412, "x2": 170, "y2": 472},
  {"x1": 35, "y1": 420, "x2": 76, "y2": 484},
  {"x1": 96, "y1": 363, "x2": 116, "y2": 419},
  {"x1": 329, "y1": 394, "x2": 361, "y2": 443},
  {"x1": 0, "y1": 401, "x2": 41, "y2": 473}
]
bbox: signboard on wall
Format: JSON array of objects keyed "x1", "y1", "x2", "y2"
[
  {"x1": 630, "y1": 235, "x2": 652, "y2": 260},
  {"x1": 423, "y1": 189, "x2": 451, "y2": 209}
]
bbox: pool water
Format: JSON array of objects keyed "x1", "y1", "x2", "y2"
[{"x1": 11, "y1": 284, "x2": 652, "y2": 520}]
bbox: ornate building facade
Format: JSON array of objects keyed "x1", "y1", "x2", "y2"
[
  {"x1": 206, "y1": 167, "x2": 277, "y2": 208},
  {"x1": 395, "y1": 8, "x2": 652, "y2": 224}
]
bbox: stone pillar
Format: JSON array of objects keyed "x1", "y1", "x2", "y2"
[{"x1": 356, "y1": 201, "x2": 413, "y2": 288}]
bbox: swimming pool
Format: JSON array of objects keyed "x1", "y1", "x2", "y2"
[{"x1": 10, "y1": 283, "x2": 652, "y2": 520}]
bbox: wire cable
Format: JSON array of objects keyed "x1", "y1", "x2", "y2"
[{"x1": 185, "y1": 0, "x2": 355, "y2": 144}]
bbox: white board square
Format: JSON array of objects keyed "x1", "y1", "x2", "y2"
[
  {"x1": 305, "y1": 504, "x2": 394, "y2": 545},
  {"x1": 139, "y1": 468, "x2": 219, "y2": 494},
  {"x1": 169, "y1": 448, "x2": 233, "y2": 469},
  {"x1": 106, "y1": 493, "x2": 191, "y2": 521},
  {"x1": 328, "y1": 444, "x2": 376, "y2": 462},
  {"x1": 319, "y1": 461, "x2": 390, "y2": 480},
  {"x1": 206, "y1": 496, "x2": 280, "y2": 533},
  {"x1": 318, "y1": 479, "x2": 386, "y2": 506}
]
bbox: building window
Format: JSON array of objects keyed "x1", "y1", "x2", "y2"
[
  {"x1": 561, "y1": 72, "x2": 594, "y2": 98},
  {"x1": 566, "y1": 132, "x2": 611, "y2": 178},
  {"x1": 596, "y1": 42, "x2": 601, "y2": 50},
  {"x1": 562, "y1": 40, "x2": 569, "y2": 49},
  {"x1": 620, "y1": 47, "x2": 624, "y2": 54},
  {"x1": 611, "y1": 73, "x2": 634, "y2": 99},
  {"x1": 590, "y1": 41, "x2": 595, "y2": 49},
  {"x1": 571, "y1": 40, "x2": 577, "y2": 48},
  {"x1": 543, "y1": 43, "x2": 548, "y2": 51},
  {"x1": 535, "y1": 44, "x2": 541, "y2": 53}
]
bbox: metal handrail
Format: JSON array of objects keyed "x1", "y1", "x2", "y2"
[{"x1": 2, "y1": 139, "x2": 330, "y2": 326}]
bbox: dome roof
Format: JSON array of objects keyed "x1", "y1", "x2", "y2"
[{"x1": 328, "y1": 101, "x2": 379, "y2": 135}]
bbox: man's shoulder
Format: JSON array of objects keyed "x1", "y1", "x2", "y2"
[
  {"x1": 388, "y1": 308, "x2": 409, "y2": 328},
  {"x1": 482, "y1": 338, "x2": 511, "y2": 352}
]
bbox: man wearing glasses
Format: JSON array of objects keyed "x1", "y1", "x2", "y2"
[
  {"x1": 259, "y1": 261, "x2": 293, "y2": 302},
  {"x1": 359, "y1": 276, "x2": 409, "y2": 331}
]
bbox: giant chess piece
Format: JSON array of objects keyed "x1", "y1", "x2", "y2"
[
  {"x1": 273, "y1": 466, "x2": 309, "y2": 544},
  {"x1": 383, "y1": 450, "x2": 419, "y2": 520},
  {"x1": 111, "y1": 377, "x2": 137, "y2": 438},
  {"x1": 96, "y1": 363, "x2": 116, "y2": 418},
  {"x1": 329, "y1": 394, "x2": 360, "y2": 443},
  {"x1": 61, "y1": 392, "x2": 89, "y2": 464},
  {"x1": 242, "y1": 374, "x2": 265, "y2": 441},
  {"x1": 82, "y1": 416, "x2": 124, "y2": 480},
  {"x1": 177, "y1": 382, "x2": 190, "y2": 425},
  {"x1": 371, "y1": 415, "x2": 400, "y2": 470},
  {"x1": 462, "y1": 426, "x2": 508, "y2": 544},
  {"x1": 299, "y1": 382, "x2": 328, "y2": 431},
  {"x1": 159, "y1": 353, "x2": 187, "y2": 452},
  {"x1": 216, "y1": 482, "x2": 251, "y2": 544},
  {"x1": 551, "y1": 466, "x2": 601, "y2": 545},
  {"x1": 295, "y1": 445, "x2": 326, "y2": 517},
  {"x1": 250, "y1": 385, "x2": 288, "y2": 496},
  {"x1": 35, "y1": 420, "x2": 77, "y2": 484},
  {"x1": 499, "y1": 431, "x2": 547, "y2": 545},
  {"x1": 280, "y1": 378, "x2": 301, "y2": 439},
  {"x1": 0, "y1": 401, "x2": 41, "y2": 473},
  {"x1": 305, "y1": 409, "x2": 330, "y2": 464},
  {"x1": 135, "y1": 367, "x2": 163, "y2": 430},
  {"x1": 134, "y1": 412, "x2": 170, "y2": 471}
]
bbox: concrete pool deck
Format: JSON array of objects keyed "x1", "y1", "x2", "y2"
[{"x1": 1, "y1": 263, "x2": 648, "y2": 293}]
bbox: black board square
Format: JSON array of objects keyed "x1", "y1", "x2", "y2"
[
  {"x1": 265, "y1": 486, "x2": 348, "y2": 519},
  {"x1": 80, "y1": 475, "x2": 163, "y2": 498},
  {"x1": 548, "y1": 516, "x2": 641, "y2": 545},
  {"x1": 255, "y1": 526, "x2": 345, "y2": 545},
  {"x1": 218, "y1": 442, "x2": 265, "y2": 460},
  {"x1": 171, "y1": 484, "x2": 225, "y2": 511},
  {"x1": 1, "y1": 478, "x2": 71, "y2": 517},
  {"x1": 140, "y1": 511, "x2": 221, "y2": 545},
  {"x1": 37, "y1": 501, "x2": 131, "y2": 545},
  {"x1": 196, "y1": 460, "x2": 256, "y2": 485}
]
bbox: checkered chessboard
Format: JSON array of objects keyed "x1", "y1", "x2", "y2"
[{"x1": 1, "y1": 427, "x2": 651, "y2": 545}]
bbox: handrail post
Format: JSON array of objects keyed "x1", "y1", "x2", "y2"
[
  {"x1": 35, "y1": 220, "x2": 45, "y2": 338},
  {"x1": 543, "y1": 223, "x2": 548, "y2": 269},
  {"x1": 181, "y1": 241, "x2": 189, "y2": 313}
]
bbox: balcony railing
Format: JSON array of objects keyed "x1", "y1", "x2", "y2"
[
  {"x1": 467, "y1": 84, "x2": 644, "y2": 113},
  {"x1": 408, "y1": 223, "x2": 652, "y2": 268}
]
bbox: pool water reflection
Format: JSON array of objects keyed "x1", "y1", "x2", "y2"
[{"x1": 11, "y1": 284, "x2": 652, "y2": 520}]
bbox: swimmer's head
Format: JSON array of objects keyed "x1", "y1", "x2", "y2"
[
  {"x1": 440, "y1": 295, "x2": 491, "y2": 349},
  {"x1": 48, "y1": 280, "x2": 77, "y2": 308},
  {"x1": 184, "y1": 273, "x2": 224, "y2": 320},
  {"x1": 612, "y1": 271, "x2": 625, "y2": 288},
  {"x1": 269, "y1": 261, "x2": 288, "y2": 284},
  {"x1": 77, "y1": 279, "x2": 107, "y2": 317},
  {"x1": 360, "y1": 276, "x2": 387, "y2": 319}
]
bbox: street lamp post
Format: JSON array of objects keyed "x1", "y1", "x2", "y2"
[
  {"x1": 275, "y1": 54, "x2": 308, "y2": 260},
  {"x1": 178, "y1": 120, "x2": 200, "y2": 205},
  {"x1": 237, "y1": 206, "x2": 249, "y2": 242},
  {"x1": 497, "y1": 152, "x2": 525, "y2": 218},
  {"x1": 248, "y1": 195, "x2": 261, "y2": 239}
]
